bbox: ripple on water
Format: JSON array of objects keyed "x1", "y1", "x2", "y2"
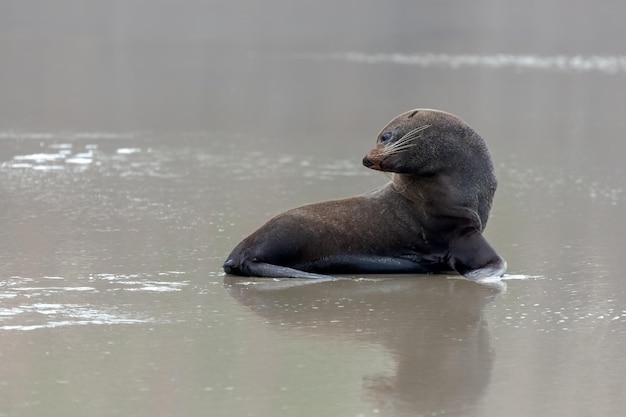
[
  {"x1": 0, "y1": 303, "x2": 148, "y2": 331},
  {"x1": 0, "y1": 133, "x2": 196, "y2": 193},
  {"x1": 456, "y1": 273, "x2": 539, "y2": 291},
  {"x1": 500, "y1": 164, "x2": 625, "y2": 206},
  {"x1": 495, "y1": 290, "x2": 626, "y2": 333},
  {"x1": 90, "y1": 272, "x2": 188, "y2": 292},
  {"x1": 0, "y1": 130, "x2": 378, "y2": 185},
  {"x1": 0, "y1": 272, "x2": 190, "y2": 331},
  {"x1": 3, "y1": 142, "x2": 99, "y2": 171}
]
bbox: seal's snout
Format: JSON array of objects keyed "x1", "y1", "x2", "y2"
[{"x1": 363, "y1": 154, "x2": 383, "y2": 171}]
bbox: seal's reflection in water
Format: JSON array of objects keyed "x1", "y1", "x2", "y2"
[{"x1": 225, "y1": 276, "x2": 499, "y2": 416}]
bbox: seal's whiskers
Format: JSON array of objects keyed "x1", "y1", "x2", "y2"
[{"x1": 385, "y1": 125, "x2": 431, "y2": 155}]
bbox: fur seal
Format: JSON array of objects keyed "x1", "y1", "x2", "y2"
[{"x1": 223, "y1": 108, "x2": 506, "y2": 280}]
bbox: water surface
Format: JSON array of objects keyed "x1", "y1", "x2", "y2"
[{"x1": 1, "y1": 1, "x2": 626, "y2": 416}]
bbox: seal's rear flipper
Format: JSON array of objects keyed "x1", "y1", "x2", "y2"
[
  {"x1": 448, "y1": 230, "x2": 507, "y2": 280},
  {"x1": 463, "y1": 258, "x2": 507, "y2": 281},
  {"x1": 224, "y1": 259, "x2": 337, "y2": 280}
]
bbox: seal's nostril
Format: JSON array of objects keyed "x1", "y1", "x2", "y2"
[{"x1": 362, "y1": 156, "x2": 373, "y2": 167}]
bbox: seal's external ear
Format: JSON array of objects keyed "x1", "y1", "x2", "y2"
[{"x1": 448, "y1": 230, "x2": 507, "y2": 280}]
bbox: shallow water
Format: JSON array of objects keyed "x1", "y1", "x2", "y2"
[{"x1": 1, "y1": 1, "x2": 626, "y2": 416}]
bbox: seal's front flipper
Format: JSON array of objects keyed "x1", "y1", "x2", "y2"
[
  {"x1": 448, "y1": 230, "x2": 507, "y2": 280},
  {"x1": 224, "y1": 259, "x2": 337, "y2": 280}
]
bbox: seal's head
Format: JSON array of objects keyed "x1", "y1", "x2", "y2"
[
  {"x1": 363, "y1": 108, "x2": 497, "y2": 229},
  {"x1": 363, "y1": 108, "x2": 493, "y2": 177}
]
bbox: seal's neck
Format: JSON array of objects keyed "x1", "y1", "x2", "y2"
[
  {"x1": 391, "y1": 173, "x2": 450, "y2": 203},
  {"x1": 391, "y1": 173, "x2": 484, "y2": 229}
]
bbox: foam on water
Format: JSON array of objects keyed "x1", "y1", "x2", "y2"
[
  {"x1": 0, "y1": 273, "x2": 190, "y2": 331},
  {"x1": 295, "y1": 52, "x2": 626, "y2": 74},
  {"x1": 473, "y1": 273, "x2": 539, "y2": 291},
  {"x1": 117, "y1": 147, "x2": 142, "y2": 154},
  {"x1": 0, "y1": 131, "x2": 135, "y2": 140},
  {"x1": 4, "y1": 146, "x2": 94, "y2": 169},
  {"x1": 0, "y1": 303, "x2": 151, "y2": 331},
  {"x1": 0, "y1": 132, "x2": 147, "y2": 171}
]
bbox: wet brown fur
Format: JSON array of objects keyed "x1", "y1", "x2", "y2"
[{"x1": 223, "y1": 109, "x2": 506, "y2": 280}]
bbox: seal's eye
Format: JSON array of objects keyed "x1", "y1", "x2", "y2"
[{"x1": 380, "y1": 132, "x2": 393, "y2": 144}]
